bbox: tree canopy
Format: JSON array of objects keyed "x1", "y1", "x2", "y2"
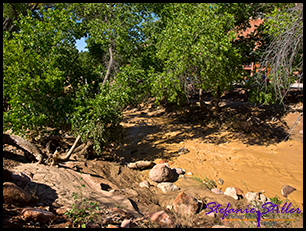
[{"x1": 3, "y1": 3, "x2": 302, "y2": 154}]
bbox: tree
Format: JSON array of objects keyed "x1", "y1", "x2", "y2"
[
  {"x1": 68, "y1": 3, "x2": 158, "y2": 152},
  {"x1": 3, "y1": 4, "x2": 83, "y2": 137},
  {"x1": 252, "y1": 3, "x2": 303, "y2": 106},
  {"x1": 151, "y1": 3, "x2": 243, "y2": 113}
]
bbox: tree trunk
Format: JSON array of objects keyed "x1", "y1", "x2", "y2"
[
  {"x1": 3, "y1": 133, "x2": 44, "y2": 163},
  {"x1": 210, "y1": 86, "x2": 222, "y2": 114},
  {"x1": 101, "y1": 44, "x2": 114, "y2": 88}
]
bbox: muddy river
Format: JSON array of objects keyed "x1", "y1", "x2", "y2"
[{"x1": 118, "y1": 107, "x2": 303, "y2": 210}]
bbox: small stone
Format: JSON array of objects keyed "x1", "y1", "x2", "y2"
[
  {"x1": 139, "y1": 180, "x2": 150, "y2": 188},
  {"x1": 217, "y1": 178, "x2": 224, "y2": 185},
  {"x1": 106, "y1": 224, "x2": 119, "y2": 228},
  {"x1": 20, "y1": 207, "x2": 56, "y2": 223},
  {"x1": 211, "y1": 188, "x2": 224, "y2": 195},
  {"x1": 281, "y1": 185, "x2": 296, "y2": 198},
  {"x1": 127, "y1": 160, "x2": 155, "y2": 170},
  {"x1": 86, "y1": 221, "x2": 100, "y2": 228},
  {"x1": 186, "y1": 172, "x2": 193, "y2": 176},
  {"x1": 178, "y1": 147, "x2": 190, "y2": 154},
  {"x1": 157, "y1": 182, "x2": 180, "y2": 193},
  {"x1": 212, "y1": 225, "x2": 230, "y2": 228},
  {"x1": 120, "y1": 219, "x2": 131, "y2": 228},
  {"x1": 145, "y1": 210, "x2": 173, "y2": 227},
  {"x1": 171, "y1": 167, "x2": 185, "y2": 175},
  {"x1": 206, "y1": 212, "x2": 216, "y2": 218},
  {"x1": 234, "y1": 187, "x2": 243, "y2": 195},
  {"x1": 224, "y1": 187, "x2": 238, "y2": 200},
  {"x1": 56, "y1": 206, "x2": 73, "y2": 215}
]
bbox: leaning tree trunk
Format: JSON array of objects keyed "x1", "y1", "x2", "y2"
[{"x1": 3, "y1": 133, "x2": 44, "y2": 163}]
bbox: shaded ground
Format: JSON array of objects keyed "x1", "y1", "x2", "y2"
[{"x1": 3, "y1": 88, "x2": 303, "y2": 228}]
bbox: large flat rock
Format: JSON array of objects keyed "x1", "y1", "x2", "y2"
[{"x1": 12, "y1": 163, "x2": 141, "y2": 217}]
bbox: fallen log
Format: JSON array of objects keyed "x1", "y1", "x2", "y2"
[{"x1": 3, "y1": 133, "x2": 44, "y2": 163}]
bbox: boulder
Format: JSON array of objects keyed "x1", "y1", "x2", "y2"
[
  {"x1": 20, "y1": 207, "x2": 56, "y2": 223},
  {"x1": 172, "y1": 192, "x2": 199, "y2": 215},
  {"x1": 157, "y1": 182, "x2": 179, "y2": 193},
  {"x1": 224, "y1": 187, "x2": 238, "y2": 200},
  {"x1": 3, "y1": 182, "x2": 32, "y2": 205},
  {"x1": 145, "y1": 210, "x2": 173, "y2": 227},
  {"x1": 149, "y1": 163, "x2": 175, "y2": 183}
]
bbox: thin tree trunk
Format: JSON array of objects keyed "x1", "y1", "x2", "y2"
[{"x1": 101, "y1": 44, "x2": 113, "y2": 87}]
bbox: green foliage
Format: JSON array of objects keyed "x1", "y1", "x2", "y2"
[
  {"x1": 64, "y1": 175, "x2": 100, "y2": 228},
  {"x1": 152, "y1": 3, "x2": 243, "y2": 106},
  {"x1": 3, "y1": 5, "x2": 82, "y2": 137}
]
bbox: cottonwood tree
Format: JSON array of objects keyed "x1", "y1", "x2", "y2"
[
  {"x1": 252, "y1": 3, "x2": 303, "y2": 106},
  {"x1": 3, "y1": 4, "x2": 83, "y2": 137},
  {"x1": 152, "y1": 3, "x2": 243, "y2": 113}
]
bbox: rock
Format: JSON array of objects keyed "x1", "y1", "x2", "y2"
[
  {"x1": 10, "y1": 171, "x2": 32, "y2": 187},
  {"x1": 56, "y1": 206, "x2": 73, "y2": 215},
  {"x1": 178, "y1": 147, "x2": 190, "y2": 154},
  {"x1": 224, "y1": 187, "x2": 238, "y2": 200},
  {"x1": 106, "y1": 224, "x2": 119, "y2": 228},
  {"x1": 206, "y1": 212, "x2": 216, "y2": 218},
  {"x1": 120, "y1": 219, "x2": 131, "y2": 228},
  {"x1": 149, "y1": 163, "x2": 175, "y2": 183},
  {"x1": 245, "y1": 190, "x2": 268, "y2": 205},
  {"x1": 145, "y1": 210, "x2": 173, "y2": 227},
  {"x1": 127, "y1": 160, "x2": 155, "y2": 170},
  {"x1": 157, "y1": 182, "x2": 180, "y2": 193},
  {"x1": 217, "y1": 178, "x2": 224, "y2": 185},
  {"x1": 171, "y1": 167, "x2": 185, "y2": 175},
  {"x1": 20, "y1": 207, "x2": 56, "y2": 223},
  {"x1": 112, "y1": 207, "x2": 134, "y2": 218},
  {"x1": 211, "y1": 188, "x2": 224, "y2": 195},
  {"x1": 172, "y1": 192, "x2": 199, "y2": 215},
  {"x1": 212, "y1": 225, "x2": 230, "y2": 228},
  {"x1": 3, "y1": 182, "x2": 32, "y2": 205},
  {"x1": 244, "y1": 192, "x2": 257, "y2": 203},
  {"x1": 281, "y1": 185, "x2": 296, "y2": 198},
  {"x1": 86, "y1": 221, "x2": 100, "y2": 228},
  {"x1": 139, "y1": 180, "x2": 150, "y2": 188},
  {"x1": 186, "y1": 172, "x2": 193, "y2": 176},
  {"x1": 234, "y1": 187, "x2": 243, "y2": 195}
]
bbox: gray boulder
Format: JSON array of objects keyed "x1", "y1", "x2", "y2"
[{"x1": 149, "y1": 163, "x2": 175, "y2": 183}]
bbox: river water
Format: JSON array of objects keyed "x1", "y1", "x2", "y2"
[{"x1": 118, "y1": 107, "x2": 303, "y2": 210}]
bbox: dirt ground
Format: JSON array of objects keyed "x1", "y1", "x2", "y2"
[{"x1": 3, "y1": 89, "x2": 303, "y2": 228}]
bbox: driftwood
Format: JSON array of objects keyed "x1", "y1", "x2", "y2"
[
  {"x1": 3, "y1": 133, "x2": 44, "y2": 163},
  {"x1": 3, "y1": 133, "x2": 89, "y2": 165}
]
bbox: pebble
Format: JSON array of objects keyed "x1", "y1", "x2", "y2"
[
  {"x1": 211, "y1": 188, "x2": 224, "y2": 195},
  {"x1": 217, "y1": 178, "x2": 224, "y2": 185},
  {"x1": 139, "y1": 180, "x2": 150, "y2": 188}
]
